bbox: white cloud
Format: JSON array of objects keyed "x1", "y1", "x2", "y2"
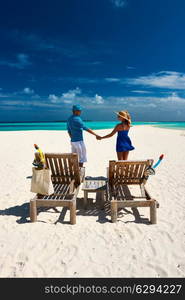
[
  {"x1": 16, "y1": 54, "x2": 31, "y2": 68},
  {"x1": 47, "y1": 88, "x2": 185, "y2": 109},
  {"x1": 58, "y1": 71, "x2": 185, "y2": 91},
  {"x1": 2, "y1": 85, "x2": 185, "y2": 117},
  {"x1": 48, "y1": 94, "x2": 59, "y2": 103},
  {"x1": 48, "y1": 89, "x2": 104, "y2": 106},
  {"x1": 31, "y1": 94, "x2": 41, "y2": 100},
  {"x1": 110, "y1": 0, "x2": 127, "y2": 8},
  {"x1": 62, "y1": 87, "x2": 81, "y2": 102},
  {"x1": 48, "y1": 87, "x2": 81, "y2": 104},
  {"x1": 131, "y1": 90, "x2": 152, "y2": 94},
  {"x1": 75, "y1": 78, "x2": 98, "y2": 84},
  {"x1": 129, "y1": 103, "x2": 157, "y2": 108},
  {"x1": 126, "y1": 71, "x2": 185, "y2": 90},
  {"x1": 0, "y1": 93, "x2": 9, "y2": 98},
  {"x1": 105, "y1": 78, "x2": 121, "y2": 82},
  {"x1": 164, "y1": 92, "x2": 184, "y2": 102},
  {"x1": 94, "y1": 94, "x2": 104, "y2": 104},
  {"x1": 126, "y1": 66, "x2": 135, "y2": 70},
  {"x1": 109, "y1": 92, "x2": 185, "y2": 104},
  {"x1": 0, "y1": 53, "x2": 31, "y2": 69},
  {"x1": 77, "y1": 61, "x2": 102, "y2": 66},
  {"x1": 23, "y1": 87, "x2": 34, "y2": 94}
]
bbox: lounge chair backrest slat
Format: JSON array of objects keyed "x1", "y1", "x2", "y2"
[
  {"x1": 46, "y1": 157, "x2": 55, "y2": 179},
  {"x1": 129, "y1": 164, "x2": 135, "y2": 182},
  {"x1": 58, "y1": 156, "x2": 65, "y2": 179},
  {"x1": 68, "y1": 156, "x2": 74, "y2": 178},
  {"x1": 45, "y1": 153, "x2": 80, "y2": 186},
  {"x1": 63, "y1": 157, "x2": 68, "y2": 180},
  {"x1": 53, "y1": 158, "x2": 60, "y2": 183},
  {"x1": 109, "y1": 159, "x2": 153, "y2": 185}
]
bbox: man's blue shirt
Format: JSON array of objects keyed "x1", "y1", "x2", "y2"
[{"x1": 67, "y1": 115, "x2": 89, "y2": 142}]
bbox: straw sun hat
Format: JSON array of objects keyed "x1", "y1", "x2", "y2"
[{"x1": 115, "y1": 111, "x2": 131, "y2": 124}]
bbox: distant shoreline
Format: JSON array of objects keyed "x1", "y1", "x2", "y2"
[
  {"x1": 0, "y1": 120, "x2": 185, "y2": 123},
  {"x1": 0, "y1": 121, "x2": 185, "y2": 132},
  {"x1": 0, "y1": 120, "x2": 92, "y2": 123}
]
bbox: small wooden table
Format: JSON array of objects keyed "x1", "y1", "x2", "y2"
[{"x1": 82, "y1": 177, "x2": 107, "y2": 209}]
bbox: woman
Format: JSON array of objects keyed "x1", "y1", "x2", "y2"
[{"x1": 97, "y1": 111, "x2": 135, "y2": 160}]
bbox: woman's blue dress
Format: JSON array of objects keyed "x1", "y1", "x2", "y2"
[{"x1": 116, "y1": 130, "x2": 135, "y2": 152}]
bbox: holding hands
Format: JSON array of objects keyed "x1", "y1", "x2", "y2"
[{"x1": 96, "y1": 135, "x2": 102, "y2": 140}]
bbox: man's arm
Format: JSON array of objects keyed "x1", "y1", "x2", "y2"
[
  {"x1": 67, "y1": 122, "x2": 72, "y2": 138},
  {"x1": 86, "y1": 128, "x2": 100, "y2": 138},
  {"x1": 76, "y1": 118, "x2": 100, "y2": 138}
]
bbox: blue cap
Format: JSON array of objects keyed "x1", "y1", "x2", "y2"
[{"x1": 72, "y1": 104, "x2": 82, "y2": 111}]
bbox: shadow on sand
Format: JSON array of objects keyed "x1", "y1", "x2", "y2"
[{"x1": 0, "y1": 196, "x2": 150, "y2": 225}]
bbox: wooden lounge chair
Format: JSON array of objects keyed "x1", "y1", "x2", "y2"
[
  {"x1": 30, "y1": 153, "x2": 85, "y2": 224},
  {"x1": 108, "y1": 159, "x2": 158, "y2": 224}
]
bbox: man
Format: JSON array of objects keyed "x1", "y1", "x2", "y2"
[{"x1": 67, "y1": 104, "x2": 100, "y2": 167}]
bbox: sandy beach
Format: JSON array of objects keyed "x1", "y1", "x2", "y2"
[{"x1": 0, "y1": 125, "x2": 185, "y2": 278}]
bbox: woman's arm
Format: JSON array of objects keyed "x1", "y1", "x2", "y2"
[{"x1": 98, "y1": 125, "x2": 119, "y2": 139}]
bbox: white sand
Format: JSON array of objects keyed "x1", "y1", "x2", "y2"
[{"x1": 0, "y1": 125, "x2": 185, "y2": 278}]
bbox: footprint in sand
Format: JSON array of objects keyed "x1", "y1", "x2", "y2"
[
  {"x1": 60, "y1": 245, "x2": 78, "y2": 264},
  {"x1": 146, "y1": 262, "x2": 168, "y2": 277},
  {"x1": 16, "y1": 261, "x2": 25, "y2": 273},
  {"x1": 148, "y1": 240, "x2": 157, "y2": 257}
]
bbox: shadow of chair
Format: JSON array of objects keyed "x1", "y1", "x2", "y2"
[{"x1": 0, "y1": 203, "x2": 59, "y2": 224}]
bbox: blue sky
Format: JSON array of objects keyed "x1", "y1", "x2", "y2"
[{"x1": 1, "y1": 0, "x2": 185, "y2": 121}]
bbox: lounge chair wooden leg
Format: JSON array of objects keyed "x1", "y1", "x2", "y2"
[
  {"x1": 95, "y1": 191, "x2": 105, "y2": 209},
  {"x1": 70, "y1": 201, "x2": 76, "y2": 225},
  {"x1": 150, "y1": 201, "x2": 157, "y2": 224},
  {"x1": 100, "y1": 191, "x2": 105, "y2": 209},
  {"x1": 30, "y1": 199, "x2": 37, "y2": 222},
  {"x1": 84, "y1": 191, "x2": 88, "y2": 209},
  {"x1": 111, "y1": 201, "x2": 117, "y2": 223}
]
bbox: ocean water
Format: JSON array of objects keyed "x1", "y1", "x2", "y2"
[{"x1": 0, "y1": 121, "x2": 185, "y2": 131}]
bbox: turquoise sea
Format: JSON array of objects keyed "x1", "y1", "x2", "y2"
[{"x1": 0, "y1": 121, "x2": 185, "y2": 131}]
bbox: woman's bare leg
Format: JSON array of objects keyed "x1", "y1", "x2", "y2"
[
  {"x1": 117, "y1": 152, "x2": 123, "y2": 160},
  {"x1": 122, "y1": 151, "x2": 129, "y2": 160},
  {"x1": 117, "y1": 151, "x2": 129, "y2": 160}
]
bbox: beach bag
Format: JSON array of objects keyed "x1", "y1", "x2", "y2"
[{"x1": 30, "y1": 167, "x2": 54, "y2": 195}]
